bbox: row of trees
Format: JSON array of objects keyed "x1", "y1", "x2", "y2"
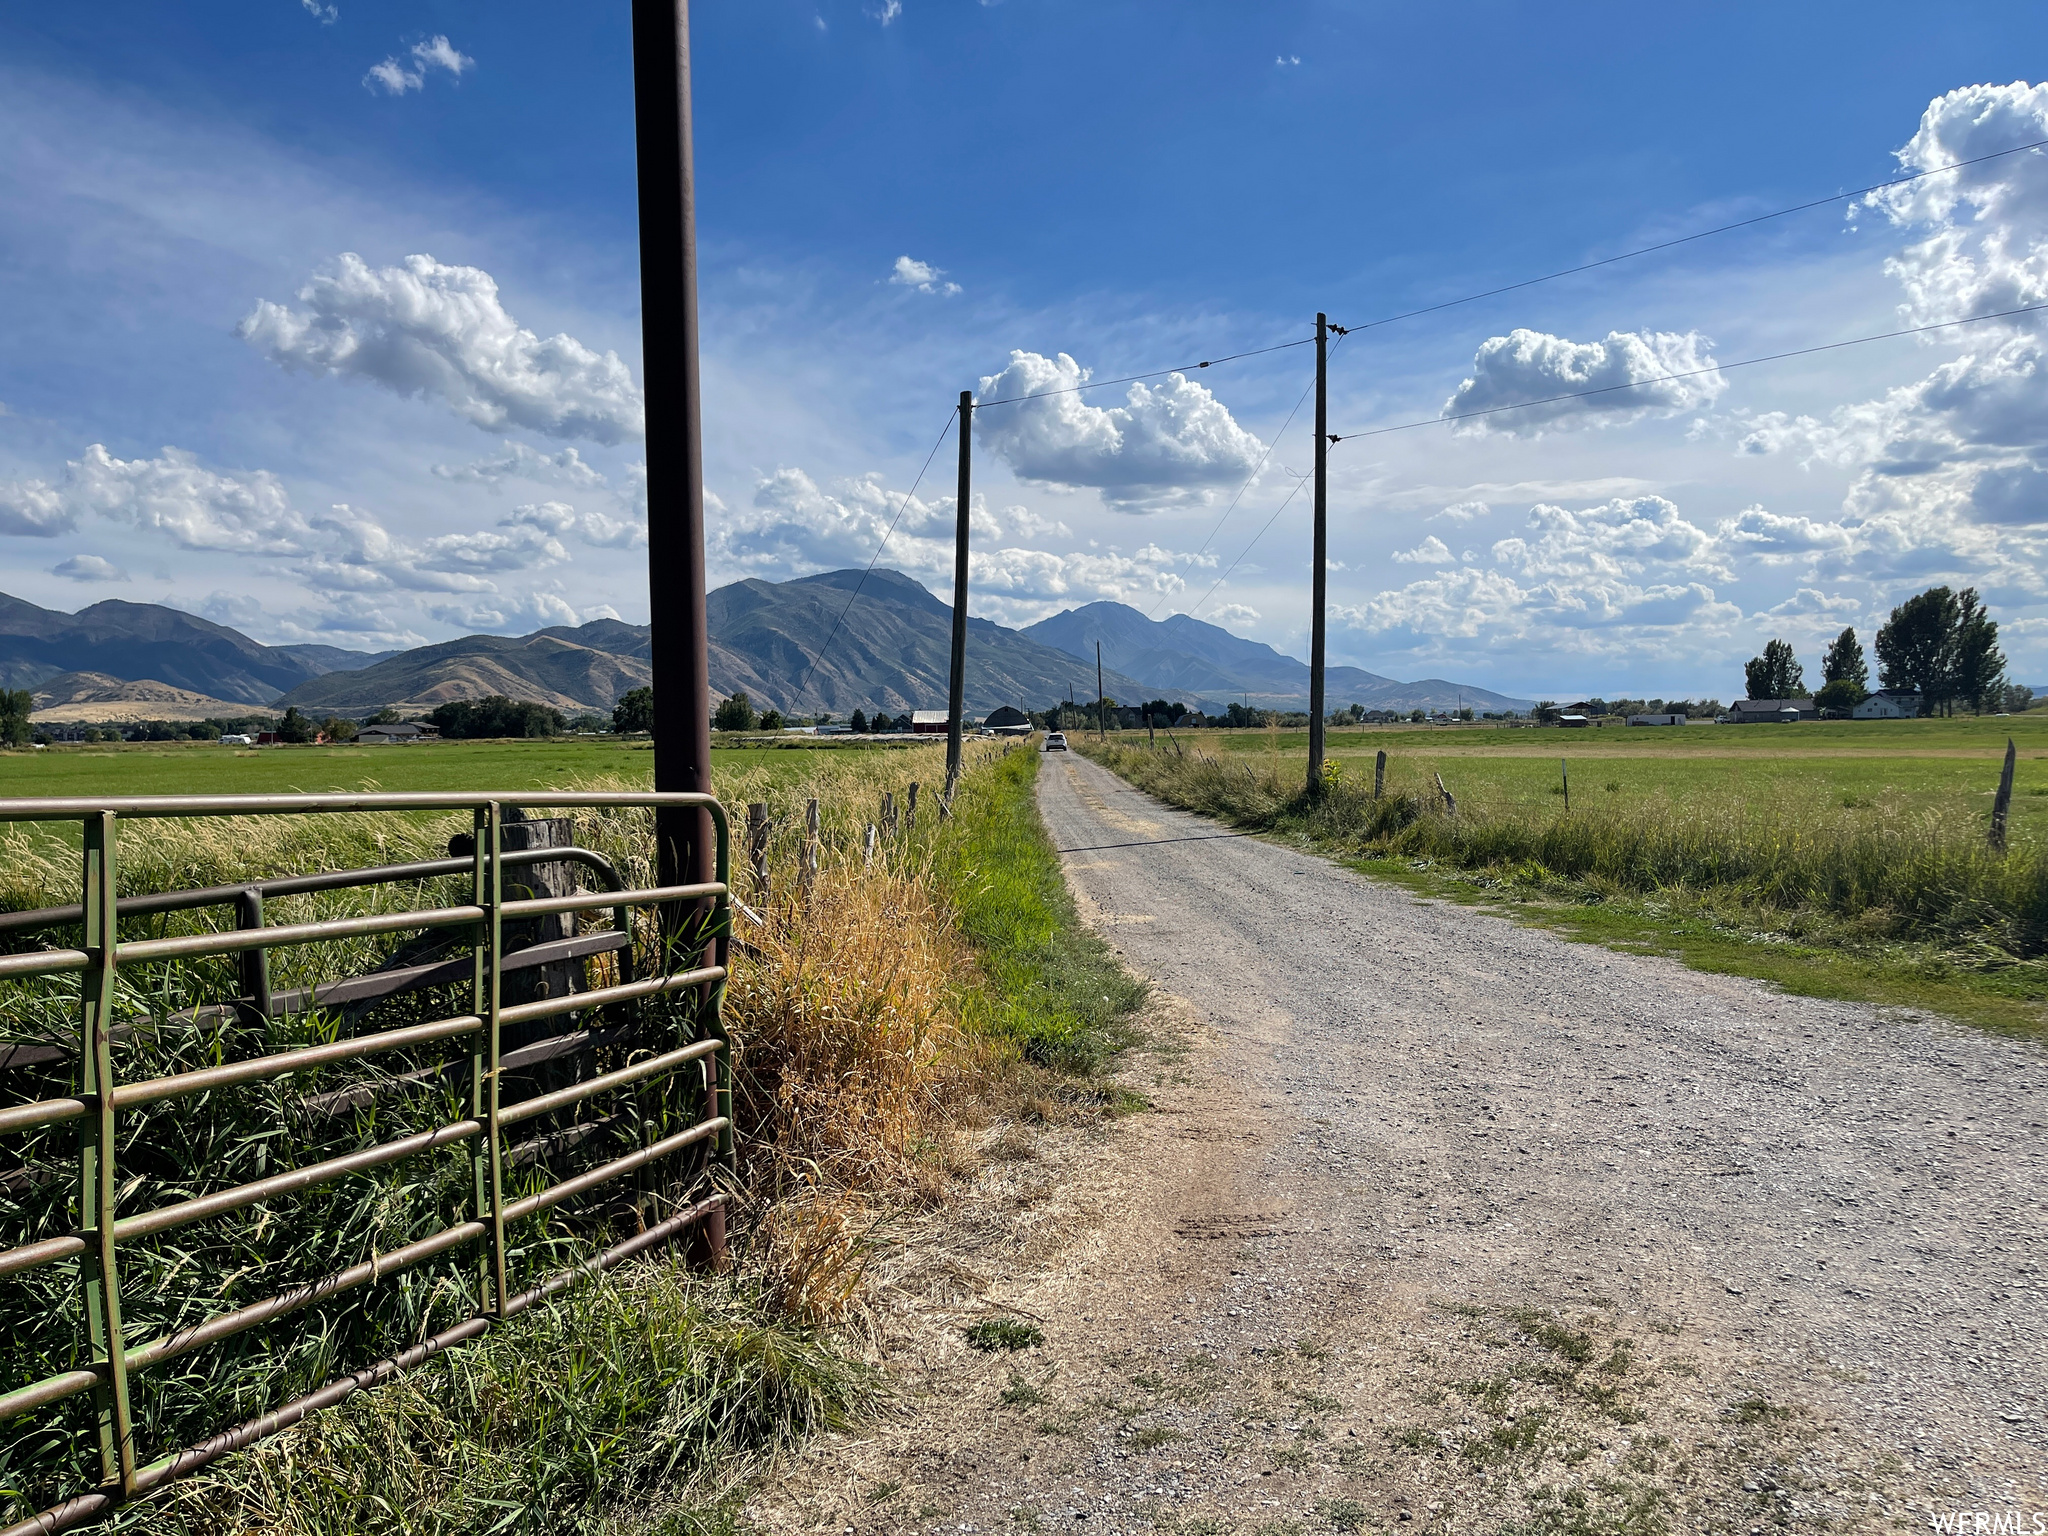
[{"x1": 1745, "y1": 585, "x2": 2025, "y2": 717}]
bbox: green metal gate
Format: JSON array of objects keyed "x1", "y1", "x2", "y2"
[{"x1": 0, "y1": 791, "x2": 733, "y2": 1534}]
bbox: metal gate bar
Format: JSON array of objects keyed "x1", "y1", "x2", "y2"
[{"x1": 0, "y1": 790, "x2": 734, "y2": 1536}]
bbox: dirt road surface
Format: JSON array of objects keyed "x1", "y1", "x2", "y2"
[{"x1": 749, "y1": 752, "x2": 2045, "y2": 1535}]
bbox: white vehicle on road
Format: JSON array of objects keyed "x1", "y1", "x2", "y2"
[{"x1": 1043, "y1": 731, "x2": 1068, "y2": 751}]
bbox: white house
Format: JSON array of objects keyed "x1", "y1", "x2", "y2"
[{"x1": 1852, "y1": 688, "x2": 1919, "y2": 720}]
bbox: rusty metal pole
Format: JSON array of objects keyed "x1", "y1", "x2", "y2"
[
  {"x1": 945, "y1": 390, "x2": 972, "y2": 795},
  {"x1": 1307, "y1": 312, "x2": 1328, "y2": 794},
  {"x1": 633, "y1": 0, "x2": 713, "y2": 900}
]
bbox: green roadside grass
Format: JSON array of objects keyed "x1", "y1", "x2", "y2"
[
  {"x1": 934, "y1": 743, "x2": 1147, "y2": 1072},
  {"x1": 1360, "y1": 856, "x2": 2048, "y2": 1040}
]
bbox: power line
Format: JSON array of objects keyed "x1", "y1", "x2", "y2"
[
  {"x1": 1144, "y1": 330, "x2": 1351, "y2": 619},
  {"x1": 1326, "y1": 301, "x2": 2048, "y2": 445},
  {"x1": 791, "y1": 408, "x2": 958, "y2": 706},
  {"x1": 971, "y1": 337, "x2": 1314, "y2": 408},
  {"x1": 1183, "y1": 469, "x2": 1314, "y2": 622},
  {"x1": 1329, "y1": 136, "x2": 2048, "y2": 337}
]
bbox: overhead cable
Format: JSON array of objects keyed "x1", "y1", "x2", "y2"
[
  {"x1": 1329, "y1": 136, "x2": 2048, "y2": 337},
  {"x1": 1325, "y1": 300, "x2": 2048, "y2": 445},
  {"x1": 791, "y1": 408, "x2": 958, "y2": 705},
  {"x1": 971, "y1": 337, "x2": 1314, "y2": 409},
  {"x1": 1182, "y1": 470, "x2": 1315, "y2": 622}
]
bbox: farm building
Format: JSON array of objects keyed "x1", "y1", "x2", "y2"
[
  {"x1": 910, "y1": 710, "x2": 949, "y2": 734},
  {"x1": 1558, "y1": 713, "x2": 1591, "y2": 728},
  {"x1": 359, "y1": 721, "x2": 440, "y2": 744},
  {"x1": 1626, "y1": 712, "x2": 1690, "y2": 726},
  {"x1": 1725, "y1": 698, "x2": 1816, "y2": 723},
  {"x1": 1852, "y1": 689, "x2": 1919, "y2": 719},
  {"x1": 983, "y1": 705, "x2": 1030, "y2": 733}
]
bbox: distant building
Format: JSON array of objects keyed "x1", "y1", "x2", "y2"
[
  {"x1": 1626, "y1": 713, "x2": 1690, "y2": 726},
  {"x1": 1852, "y1": 688, "x2": 1919, "y2": 720},
  {"x1": 219, "y1": 734, "x2": 252, "y2": 745},
  {"x1": 983, "y1": 705, "x2": 1030, "y2": 734},
  {"x1": 911, "y1": 710, "x2": 949, "y2": 734},
  {"x1": 1558, "y1": 713, "x2": 1591, "y2": 728},
  {"x1": 360, "y1": 721, "x2": 440, "y2": 745},
  {"x1": 1725, "y1": 698, "x2": 1816, "y2": 723}
]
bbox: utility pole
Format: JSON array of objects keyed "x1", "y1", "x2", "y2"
[
  {"x1": 1097, "y1": 641, "x2": 1106, "y2": 741},
  {"x1": 944, "y1": 389, "x2": 972, "y2": 794},
  {"x1": 1307, "y1": 310, "x2": 1328, "y2": 794},
  {"x1": 633, "y1": 0, "x2": 711, "y2": 894}
]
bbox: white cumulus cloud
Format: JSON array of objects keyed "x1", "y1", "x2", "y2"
[
  {"x1": 301, "y1": 0, "x2": 337, "y2": 22},
  {"x1": 433, "y1": 441, "x2": 608, "y2": 489},
  {"x1": 365, "y1": 35, "x2": 473, "y2": 96},
  {"x1": 1209, "y1": 603, "x2": 1261, "y2": 628},
  {"x1": 240, "y1": 253, "x2": 643, "y2": 443},
  {"x1": 1444, "y1": 329, "x2": 1726, "y2": 437},
  {"x1": 889, "y1": 256, "x2": 959, "y2": 296},
  {"x1": 6, "y1": 444, "x2": 310, "y2": 552},
  {"x1": 52, "y1": 554, "x2": 127, "y2": 582},
  {"x1": 973, "y1": 351, "x2": 1267, "y2": 509},
  {"x1": 1392, "y1": 535, "x2": 1455, "y2": 564}
]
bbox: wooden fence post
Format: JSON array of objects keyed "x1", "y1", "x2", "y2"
[
  {"x1": 881, "y1": 791, "x2": 896, "y2": 837},
  {"x1": 1561, "y1": 757, "x2": 1570, "y2": 813},
  {"x1": 864, "y1": 823, "x2": 878, "y2": 867},
  {"x1": 747, "y1": 803, "x2": 769, "y2": 901},
  {"x1": 906, "y1": 781, "x2": 919, "y2": 830},
  {"x1": 1434, "y1": 772, "x2": 1456, "y2": 816},
  {"x1": 1990, "y1": 737, "x2": 2016, "y2": 852},
  {"x1": 1373, "y1": 749, "x2": 1386, "y2": 799}
]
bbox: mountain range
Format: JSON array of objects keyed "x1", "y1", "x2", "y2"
[
  {"x1": 1023, "y1": 601, "x2": 1532, "y2": 714},
  {"x1": 2, "y1": 572, "x2": 1531, "y2": 721}
]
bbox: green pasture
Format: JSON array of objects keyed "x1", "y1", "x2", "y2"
[
  {"x1": 1162, "y1": 713, "x2": 2048, "y2": 842},
  {"x1": 0, "y1": 737, "x2": 903, "y2": 800}
]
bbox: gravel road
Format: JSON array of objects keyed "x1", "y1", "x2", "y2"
[{"x1": 753, "y1": 751, "x2": 2046, "y2": 1534}]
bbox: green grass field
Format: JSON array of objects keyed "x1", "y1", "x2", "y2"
[
  {"x1": 1157, "y1": 712, "x2": 2048, "y2": 841},
  {"x1": 0, "y1": 737, "x2": 903, "y2": 799}
]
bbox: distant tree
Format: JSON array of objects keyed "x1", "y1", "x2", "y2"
[
  {"x1": 1953, "y1": 588, "x2": 2005, "y2": 715},
  {"x1": 1820, "y1": 627, "x2": 1869, "y2": 699},
  {"x1": 365, "y1": 706, "x2": 402, "y2": 725},
  {"x1": 2004, "y1": 683, "x2": 2036, "y2": 714},
  {"x1": 712, "y1": 692, "x2": 757, "y2": 733},
  {"x1": 849, "y1": 708, "x2": 868, "y2": 734},
  {"x1": 612, "y1": 687, "x2": 655, "y2": 735},
  {"x1": 1743, "y1": 639, "x2": 1805, "y2": 701},
  {"x1": 278, "y1": 706, "x2": 318, "y2": 744},
  {"x1": 428, "y1": 697, "x2": 564, "y2": 739},
  {"x1": 0, "y1": 689, "x2": 31, "y2": 749},
  {"x1": 1408, "y1": 708, "x2": 1425, "y2": 723},
  {"x1": 1814, "y1": 679, "x2": 1863, "y2": 716},
  {"x1": 321, "y1": 716, "x2": 358, "y2": 743},
  {"x1": 1534, "y1": 701, "x2": 1560, "y2": 723},
  {"x1": 758, "y1": 708, "x2": 785, "y2": 731},
  {"x1": 1876, "y1": 587, "x2": 1960, "y2": 716},
  {"x1": 1457, "y1": 706, "x2": 1474, "y2": 722}
]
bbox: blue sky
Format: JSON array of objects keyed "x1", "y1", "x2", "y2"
[{"x1": 4, "y1": 2, "x2": 2048, "y2": 701}]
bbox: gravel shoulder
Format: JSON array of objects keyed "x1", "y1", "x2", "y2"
[{"x1": 744, "y1": 750, "x2": 2045, "y2": 1535}]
